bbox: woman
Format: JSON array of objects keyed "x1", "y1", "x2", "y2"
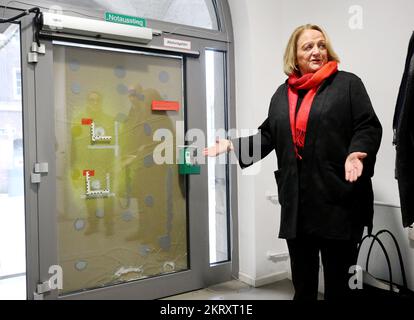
[{"x1": 204, "y1": 24, "x2": 382, "y2": 300}]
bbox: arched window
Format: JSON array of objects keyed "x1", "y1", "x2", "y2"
[{"x1": 38, "y1": 0, "x2": 219, "y2": 30}]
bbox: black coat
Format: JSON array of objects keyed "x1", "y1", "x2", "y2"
[
  {"x1": 233, "y1": 71, "x2": 382, "y2": 240},
  {"x1": 394, "y1": 32, "x2": 414, "y2": 228}
]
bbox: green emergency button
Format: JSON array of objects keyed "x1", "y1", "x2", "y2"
[{"x1": 178, "y1": 146, "x2": 200, "y2": 175}]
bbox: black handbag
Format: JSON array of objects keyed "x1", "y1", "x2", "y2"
[{"x1": 351, "y1": 229, "x2": 414, "y2": 300}]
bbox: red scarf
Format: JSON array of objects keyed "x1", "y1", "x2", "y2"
[{"x1": 288, "y1": 61, "x2": 338, "y2": 159}]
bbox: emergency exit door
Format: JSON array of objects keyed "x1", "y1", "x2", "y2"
[
  {"x1": 6, "y1": 1, "x2": 235, "y2": 301},
  {"x1": 32, "y1": 40, "x2": 211, "y2": 299}
]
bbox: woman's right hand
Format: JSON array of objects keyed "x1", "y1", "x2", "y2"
[{"x1": 203, "y1": 139, "x2": 233, "y2": 157}]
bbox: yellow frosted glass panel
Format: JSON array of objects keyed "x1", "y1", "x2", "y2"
[{"x1": 54, "y1": 45, "x2": 187, "y2": 295}]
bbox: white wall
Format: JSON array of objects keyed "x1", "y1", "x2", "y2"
[
  {"x1": 228, "y1": 0, "x2": 414, "y2": 289},
  {"x1": 228, "y1": 0, "x2": 288, "y2": 286}
]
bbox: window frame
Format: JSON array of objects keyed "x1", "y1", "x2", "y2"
[{"x1": 5, "y1": 0, "x2": 231, "y2": 43}]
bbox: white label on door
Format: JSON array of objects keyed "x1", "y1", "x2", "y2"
[{"x1": 164, "y1": 38, "x2": 192, "y2": 50}]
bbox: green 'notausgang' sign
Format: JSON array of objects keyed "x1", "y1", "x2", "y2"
[{"x1": 105, "y1": 12, "x2": 147, "y2": 28}]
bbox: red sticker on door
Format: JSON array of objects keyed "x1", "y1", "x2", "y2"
[
  {"x1": 152, "y1": 101, "x2": 180, "y2": 111},
  {"x1": 83, "y1": 170, "x2": 95, "y2": 177},
  {"x1": 82, "y1": 118, "x2": 93, "y2": 125}
]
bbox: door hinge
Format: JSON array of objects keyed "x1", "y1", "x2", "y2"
[
  {"x1": 33, "y1": 280, "x2": 53, "y2": 300},
  {"x1": 28, "y1": 42, "x2": 45, "y2": 64},
  {"x1": 31, "y1": 162, "x2": 48, "y2": 184},
  {"x1": 33, "y1": 265, "x2": 63, "y2": 300}
]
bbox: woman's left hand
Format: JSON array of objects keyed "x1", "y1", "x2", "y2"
[{"x1": 345, "y1": 152, "x2": 367, "y2": 183}]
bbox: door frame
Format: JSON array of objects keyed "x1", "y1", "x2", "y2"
[
  {"x1": 20, "y1": 13, "x2": 40, "y2": 300},
  {"x1": 14, "y1": 1, "x2": 238, "y2": 300}
]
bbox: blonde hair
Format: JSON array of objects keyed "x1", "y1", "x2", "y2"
[{"x1": 283, "y1": 24, "x2": 340, "y2": 76}]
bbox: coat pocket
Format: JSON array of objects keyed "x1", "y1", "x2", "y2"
[
  {"x1": 274, "y1": 169, "x2": 285, "y2": 206},
  {"x1": 321, "y1": 162, "x2": 353, "y2": 204}
]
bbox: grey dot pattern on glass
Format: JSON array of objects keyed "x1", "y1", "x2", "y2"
[
  {"x1": 145, "y1": 195, "x2": 154, "y2": 207},
  {"x1": 75, "y1": 261, "x2": 88, "y2": 271},
  {"x1": 114, "y1": 65, "x2": 126, "y2": 78},
  {"x1": 159, "y1": 71, "x2": 170, "y2": 83},
  {"x1": 71, "y1": 83, "x2": 81, "y2": 95},
  {"x1": 143, "y1": 123, "x2": 152, "y2": 136},
  {"x1": 74, "y1": 219, "x2": 85, "y2": 231},
  {"x1": 117, "y1": 83, "x2": 128, "y2": 95},
  {"x1": 159, "y1": 235, "x2": 171, "y2": 251},
  {"x1": 69, "y1": 60, "x2": 80, "y2": 71},
  {"x1": 139, "y1": 244, "x2": 151, "y2": 257},
  {"x1": 144, "y1": 154, "x2": 155, "y2": 168},
  {"x1": 122, "y1": 211, "x2": 133, "y2": 222}
]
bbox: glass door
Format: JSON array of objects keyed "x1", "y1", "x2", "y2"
[
  {"x1": 31, "y1": 39, "x2": 210, "y2": 299},
  {"x1": 0, "y1": 22, "x2": 27, "y2": 300},
  {"x1": 54, "y1": 42, "x2": 188, "y2": 296}
]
